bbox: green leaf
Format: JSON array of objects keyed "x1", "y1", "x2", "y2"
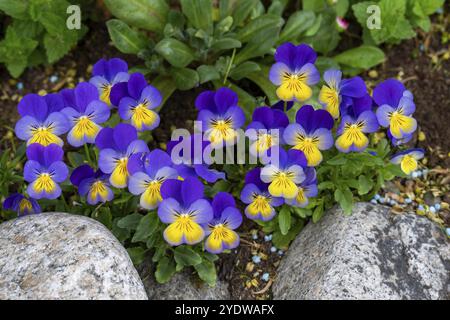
[
  {"x1": 197, "y1": 65, "x2": 221, "y2": 84},
  {"x1": 151, "y1": 75, "x2": 176, "y2": 108},
  {"x1": 117, "y1": 213, "x2": 144, "y2": 231},
  {"x1": 358, "y1": 175, "x2": 373, "y2": 195},
  {"x1": 180, "y1": 0, "x2": 213, "y2": 33},
  {"x1": 229, "y1": 61, "x2": 260, "y2": 80},
  {"x1": 278, "y1": 11, "x2": 316, "y2": 43},
  {"x1": 333, "y1": 45, "x2": 385, "y2": 72},
  {"x1": 104, "y1": 0, "x2": 169, "y2": 33},
  {"x1": 312, "y1": 204, "x2": 324, "y2": 223},
  {"x1": 245, "y1": 66, "x2": 278, "y2": 104},
  {"x1": 94, "y1": 207, "x2": 113, "y2": 229},
  {"x1": 0, "y1": 0, "x2": 29, "y2": 19},
  {"x1": 237, "y1": 14, "x2": 284, "y2": 43},
  {"x1": 106, "y1": 19, "x2": 148, "y2": 54},
  {"x1": 171, "y1": 67, "x2": 199, "y2": 90},
  {"x1": 335, "y1": 0, "x2": 349, "y2": 17},
  {"x1": 194, "y1": 260, "x2": 217, "y2": 287},
  {"x1": 232, "y1": 0, "x2": 258, "y2": 27},
  {"x1": 278, "y1": 206, "x2": 291, "y2": 235},
  {"x1": 334, "y1": 187, "x2": 353, "y2": 215},
  {"x1": 302, "y1": 0, "x2": 326, "y2": 11},
  {"x1": 132, "y1": 212, "x2": 159, "y2": 243},
  {"x1": 210, "y1": 38, "x2": 242, "y2": 52},
  {"x1": 216, "y1": 16, "x2": 234, "y2": 35},
  {"x1": 272, "y1": 218, "x2": 304, "y2": 248},
  {"x1": 155, "y1": 38, "x2": 195, "y2": 68},
  {"x1": 155, "y1": 256, "x2": 176, "y2": 283},
  {"x1": 67, "y1": 152, "x2": 85, "y2": 167},
  {"x1": 174, "y1": 246, "x2": 202, "y2": 267},
  {"x1": 127, "y1": 247, "x2": 146, "y2": 265},
  {"x1": 304, "y1": 11, "x2": 339, "y2": 54}
]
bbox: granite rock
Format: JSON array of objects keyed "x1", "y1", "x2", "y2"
[
  {"x1": 272, "y1": 203, "x2": 450, "y2": 300},
  {"x1": 0, "y1": 212, "x2": 148, "y2": 300}
]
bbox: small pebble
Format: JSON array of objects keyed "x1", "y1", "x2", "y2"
[
  {"x1": 418, "y1": 205, "x2": 424, "y2": 211},
  {"x1": 50, "y1": 75, "x2": 59, "y2": 83},
  {"x1": 389, "y1": 200, "x2": 397, "y2": 206},
  {"x1": 379, "y1": 198, "x2": 385, "y2": 204},
  {"x1": 419, "y1": 44, "x2": 425, "y2": 52},
  {"x1": 371, "y1": 199, "x2": 378, "y2": 205},
  {"x1": 278, "y1": 250, "x2": 284, "y2": 256},
  {"x1": 252, "y1": 234, "x2": 258, "y2": 240},
  {"x1": 264, "y1": 234, "x2": 272, "y2": 242},
  {"x1": 411, "y1": 171, "x2": 419, "y2": 179},
  {"x1": 261, "y1": 273, "x2": 270, "y2": 282},
  {"x1": 405, "y1": 198, "x2": 412, "y2": 204},
  {"x1": 270, "y1": 246, "x2": 277, "y2": 253},
  {"x1": 252, "y1": 255, "x2": 261, "y2": 264},
  {"x1": 446, "y1": 228, "x2": 450, "y2": 237},
  {"x1": 429, "y1": 206, "x2": 436, "y2": 214},
  {"x1": 374, "y1": 194, "x2": 381, "y2": 200},
  {"x1": 434, "y1": 203, "x2": 441, "y2": 211},
  {"x1": 17, "y1": 82, "x2": 24, "y2": 90}
]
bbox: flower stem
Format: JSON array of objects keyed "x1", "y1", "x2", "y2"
[
  {"x1": 84, "y1": 144, "x2": 92, "y2": 165},
  {"x1": 223, "y1": 48, "x2": 236, "y2": 85}
]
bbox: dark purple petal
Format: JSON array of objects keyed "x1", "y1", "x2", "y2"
[
  {"x1": 127, "y1": 73, "x2": 148, "y2": 100},
  {"x1": 70, "y1": 164, "x2": 95, "y2": 187},
  {"x1": 244, "y1": 167, "x2": 267, "y2": 190},
  {"x1": 160, "y1": 179, "x2": 183, "y2": 203},
  {"x1": 110, "y1": 82, "x2": 129, "y2": 107},
  {"x1": 74, "y1": 82, "x2": 99, "y2": 113},
  {"x1": 95, "y1": 127, "x2": 115, "y2": 150},
  {"x1": 146, "y1": 149, "x2": 173, "y2": 178},
  {"x1": 60, "y1": 88, "x2": 76, "y2": 109},
  {"x1": 113, "y1": 123, "x2": 138, "y2": 153},
  {"x1": 287, "y1": 149, "x2": 308, "y2": 167},
  {"x1": 296, "y1": 105, "x2": 334, "y2": 133},
  {"x1": 294, "y1": 44, "x2": 317, "y2": 69},
  {"x1": 3, "y1": 193, "x2": 22, "y2": 210},
  {"x1": 194, "y1": 165, "x2": 225, "y2": 183},
  {"x1": 252, "y1": 107, "x2": 273, "y2": 128},
  {"x1": 44, "y1": 93, "x2": 65, "y2": 113},
  {"x1": 195, "y1": 90, "x2": 216, "y2": 111},
  {"x1": 272, "y1": 109, "x2": 289, "y2": 129},
  {"x1": 274, "y1": 42, "x2": 297, "y2": 70},
  {"x1": 181, "y1": 177, "x2": 204, "y2": 207},
  {"x1": 92, "y1": 58, "x2": 107, "y2": 77},
  {"x1": 42, "y1": 144, "x2": 64, "y2": 166},
  {"x1": 339, "y1": 76, "x2": 367, "y2": 98},
  {"x1": 212, "y1": 192, "x2": 236, "y2": 217},
  {"x1": 18, "y1": 94, "x2": 48, "y2": 122},
  {"x1": 106, "y1": 58, "x2": 128, "y2": 81},
  {"x1": 271, "y1": 100, "x2": 294, "y2": 111},
  {"x1": 214, "y1": 87, "x2": 239, "y2": 114},
  {"x1": 127, "y1": 152, "x2": 146, "y2": 175},
  {"x1": 373, "y1": 79, "x2": 405, "y2": 107}
]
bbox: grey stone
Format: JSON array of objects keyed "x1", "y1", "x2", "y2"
[
  {"x1": 0, "y1": 212, "x2": 148, "y2": 300},
  {"x1": 139, "y1": 261, "x2": 230, "y2": 300},
  {"x1": 272, "y1": 203, "x2": 450, "y2": 300}
]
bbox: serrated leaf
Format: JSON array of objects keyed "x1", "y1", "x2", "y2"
[
  {"x1": 106, "y1": 19, "x2": 148, "y2": 54},
  {"x1": 0, "y1": 0, "x2": 28, "y2": 19}
]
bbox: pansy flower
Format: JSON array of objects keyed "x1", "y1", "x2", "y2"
[
  {"x1": 24, "y1": 144, "x2": 68, "y2": 199},
  {"x1": 196, "y1": 87, "x2": 245, "y2": 148},
  {"x1": 128, "y1": 149, "x2": 178, "y2": 210},
  {"x1": 260, "y1": 147, "x2": 307, "y2": 199},
  {"x1": 283, "y1": 105, "x2": 334, "y2": 166},
  {"x1": 158, "y1": 177, "x2": 213, "y2": 246},
  {"x1": 96, "y1": 123, "x2": 150, "y2": 188},
  {"x1": 335, "y1": 104, "x2": 379, "y2": 153},
  {"x1": 285, "y1": 168, "x2": 317, "y2": 208},
  {"x1": 318, "y1": 69, "x2": 367, "y2": 119},
  {"x1": 390, "y1": 148, "x2": 424, "y2": 175},
  {"x1": 167, "y1": 133, "x2": 225, "y2": 183},
  {"x1": 89, "y1": 58, "x2": 130, "y2": 106},
  {"x1": 3, "y1": 193, "x2": 41, "y2": 216},
  {"x1": 15, "y1": 93, "x2": 69, "y2": 146},
  {"x1": 387, "y1": 131, "x2": 413, "y2": 146},
  {"x1": 374, "y1": 79, "x2": 417, "y2": 140},
  {"x1": 240, "y1": 168, "x2": 283, "y2": 221},
  {"x1": 246, "y1": 106, "x2": 289, "y2": 157},
  {"x1": 113, "y1": 73, "x2": 161, "y2": 131},
  {"x1": 61, "y1": 82, "x2": 110, "y2": 147},
  {"x1": 204, "y1": 192, "x2": 242, "y2": 254},
  {"x1": 70, "y1": 164, "x2": 113, "y2": 205},
  {"x1": 269, "y1": 42, "x2": 320, "y2": 102}
]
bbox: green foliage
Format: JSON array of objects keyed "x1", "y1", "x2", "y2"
[
  {"x1": 0, "y1": 0, "x2": 89, "y2": 77},
  {"x1": 104, "y1": 0, "x2": 391, "y2": 113}
]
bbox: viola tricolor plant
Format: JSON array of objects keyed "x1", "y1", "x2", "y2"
[{"x1": 3, "y1": 43, "x2": 424, "y2": 286}]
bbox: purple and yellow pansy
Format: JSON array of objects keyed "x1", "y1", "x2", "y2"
[
  {"x1": 318, "y1": 69, "x2": 368, "y2": 119},
  {"x1": 70, "y1": 164, "x2": 113, "y2": 205},
  {"x1": 3, "y1": 193, "x2": 41, "y2": 216},
  {"x1": 240, "y1": 168, "x2": 283, "y2": 221},
  {"x1": 127, "y1": 149, "x2": 178, "y2": 210},
  {"x1": 96, "y1": 123, "x2": 150, "y2": 188},
  {"x1": 89, "y1": 58, "x2": 130, "y2": 106},
  {"x1": 269, "y1": 42, "x2": 320, "y2": 102},
  {"x1": 15, "y1": 93, "x2": 69, "y2": 146},
  {"x1": 204, "y1": 192, "x2": 242, "y2": 254},
  {"x1": 61, "y1": 82, "x2": 110, "y2": 147},
  {"x1": 390, "y1": 148, "x2": 424, "y2": 175},
  {"x1": 285, "y1": 167, "x2": 317, "y2": 208},
  {"x1": 196, "y1": 87, "x2": 245, "y2": 148},
  {"x1": 246, "y1": 106, "x2": 289, "y2": 157},
  {"x1": 283, "y1": 105, "x2": 334, "y2": 166},
  {"x1": 260, "y1": 147, "x2": 308, "y2": 200},
  {"x1": 158, "y1": 177, "x2": 213, "y2": 246},
  {"x1": 24, "y1": 143, "x2": 68, "y2": 199},
  {"x1": 374, "y1": 79, "x2": 417, "y2": 140}
]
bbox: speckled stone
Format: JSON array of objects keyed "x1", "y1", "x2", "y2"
[
  {"x1": 0, "y1": 212, "x2": 148, "y2": 300},
  {"x1": 139, "y1": 261, "x2": 230, "y2": 300},
  {"x1": 273, "y1": 203, "x2": 450, "y2": 300}
]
